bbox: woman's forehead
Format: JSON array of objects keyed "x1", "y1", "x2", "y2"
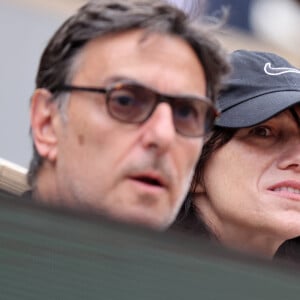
[
  {"x1": 263, "y1": 104, "x2": 300, "y2": 127},
  {"x1": 292, "y1": 104, "x2": 300, "y2": 115},
  {"x1": 288, "y1": 104, "x2": 300, "y2": 127}
]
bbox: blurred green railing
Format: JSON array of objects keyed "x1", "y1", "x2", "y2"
[{"x1": 0, "y1": 191, "x2": 299, "y2": 299}]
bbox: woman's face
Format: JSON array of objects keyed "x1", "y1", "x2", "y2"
[{"x1": 195, "y1": 106, "x2": 300, "y2": 256}]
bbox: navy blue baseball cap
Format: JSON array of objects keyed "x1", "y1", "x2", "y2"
[{"x1": 215, "y1": 50, "x2": 300, "y2": 128}]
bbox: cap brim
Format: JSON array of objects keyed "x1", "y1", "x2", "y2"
[{"x1": 215, "y1": 90, "x2": 300, "y2": 128}]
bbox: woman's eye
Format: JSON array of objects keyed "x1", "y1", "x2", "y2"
[{"x1": 249, "y1": 126, "x2": 272, "y2": 137}]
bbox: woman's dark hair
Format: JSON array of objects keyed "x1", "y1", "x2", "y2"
[
  {"x1": 274, "y1": 237, "x2": 300, "y2": 265},
  {"x1": 173, "y1": 126, "x2": 237, "y2": 238}
]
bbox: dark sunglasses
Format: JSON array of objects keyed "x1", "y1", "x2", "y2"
[{"x1": 56, "y1": 80, "x2": 218, "y2": 137}]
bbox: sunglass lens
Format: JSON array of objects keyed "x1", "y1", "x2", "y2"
[
  {"x1": 108, "y1": 84, "x2": 154, "y2": 123},
  {"x1": 173, "y1": 99, "x2": 213, "y2": 137}
]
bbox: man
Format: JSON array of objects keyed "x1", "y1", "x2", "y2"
[{"x1": 28, "y1": 0, "x2": 229, "y2": 230}]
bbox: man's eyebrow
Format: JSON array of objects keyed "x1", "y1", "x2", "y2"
[
  {"x1": 289, "y1": 107, "x2": 300, "y2": 128},
  {"x1": 102, "y1": 75, "x2": 136, "y2": 86}
]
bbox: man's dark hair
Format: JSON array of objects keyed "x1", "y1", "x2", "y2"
[{"x1": 28, "y1": 0, "x2": 230, "y2": 186}]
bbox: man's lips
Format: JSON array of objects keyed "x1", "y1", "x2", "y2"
[
  {"x1": 268, "y1": 180, "x2": 300, "y2": 200},
  {"x1": 128, "y1": 172, "x2": 169, "y2": 189}
]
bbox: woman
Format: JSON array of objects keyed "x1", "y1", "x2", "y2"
[{"x1": 175, "y1": 50, "x2": 300, "y2": 260}]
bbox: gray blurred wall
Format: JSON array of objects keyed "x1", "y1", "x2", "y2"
[{"x1": 0, "y1": 1, "x2": 65, "y2": 168}]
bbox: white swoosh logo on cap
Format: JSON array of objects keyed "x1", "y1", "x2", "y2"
[{"x1": 264, "y1": 63, "x2": 300, "y2": 76}]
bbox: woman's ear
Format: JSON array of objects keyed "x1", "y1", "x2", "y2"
[
  {"x1": 30, "y1": 89, "x2": 59, "y2": 162},
  {"x1": 194, "y1": 181, "x2": 205, "y2": 194}
]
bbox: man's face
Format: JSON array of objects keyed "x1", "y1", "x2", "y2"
[
  {"x1": 47, "y1": 30, "x2": 207, "y2": 229},
  {"x1": 196, "y1": 106, "x2": 300, "y2": 254}
]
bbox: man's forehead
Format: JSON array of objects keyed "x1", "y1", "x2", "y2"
[
  {"x1": 71, "y1": 29, "x2": 206, "y2": 95},
  {"x1": 80, "y1": 29, "x2": 195, "y2": 61}
]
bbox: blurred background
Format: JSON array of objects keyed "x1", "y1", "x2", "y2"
[{"x1": 1, "y1": 0, "x2": 299, "y2": 168}]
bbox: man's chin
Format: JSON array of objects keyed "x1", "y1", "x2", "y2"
[{"x1": 108, "y1": 208, "x2": 172, "y2": 231}]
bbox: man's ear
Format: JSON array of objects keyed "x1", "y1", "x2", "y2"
[{"x1": 30, "y1": 89, "x2": 60, "y2": 162}]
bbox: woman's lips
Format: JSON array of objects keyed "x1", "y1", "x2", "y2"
[{"x1": 268, "y1": 181, "x2": 300, "y2": 201}]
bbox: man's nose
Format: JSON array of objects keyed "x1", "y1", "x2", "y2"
[
  {"x1": 277, "y1": 140, "x2": 300, "y2": 172},
  {"x1": 140, "y1": 103, "x2": 177, "y2": 154}
]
